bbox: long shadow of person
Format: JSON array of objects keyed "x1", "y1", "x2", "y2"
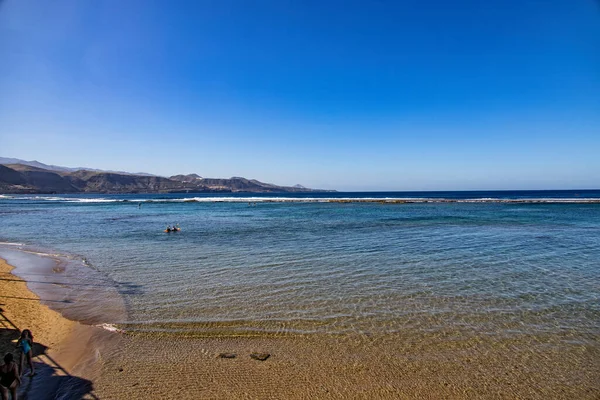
[
  {"x1": 1, "y1": 309, "x2": 98, "y2": 399},
  {"x1": 18, "y1": 342, "x2": 99, "y2": 400}
]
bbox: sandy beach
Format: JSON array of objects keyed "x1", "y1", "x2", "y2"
[
  {"x1": 0, "y1": 262, "x2": 600, "y2": 399},
  {"x1": 0, "y1": 257, "x2": 102, "y2": 398},
  {"x1": 91, "y1": 331, "x2": 600, "y2": 399},
  {"x1": 1, "y1": 256, "x2": 599, "y2": 399}
]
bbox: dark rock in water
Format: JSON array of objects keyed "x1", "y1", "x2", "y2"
[
  {"x1": 218, "y1": 353, "x2": 237, "y2": 359},
  {"x1": 118, "y1": 368, "x2": 124, "y2": 372},
  {"x1": 250, "y1": 353, "x2": 270, "y2": 361}
]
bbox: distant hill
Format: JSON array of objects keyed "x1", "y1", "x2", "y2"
[
  {"x1": 0, "y1": 160, "x2": 331, "y2": 194},
  {"x1": 0, "y1": 157, "x2": 156, "y2": 176},
  {"x1": 169, "y1": 173, "x2": 203, "y2": 183}
]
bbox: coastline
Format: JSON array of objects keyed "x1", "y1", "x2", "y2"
[
  {"x1": 1, "y1": 255, "x2": 599, "y2": 399},
  {"x1": 0, "y1": 257, "x2": 100, "y2": 398}
]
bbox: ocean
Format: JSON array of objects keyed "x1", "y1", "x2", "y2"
[{"x1": 1, "y1": 190, "x2": 599, "y2": 343}]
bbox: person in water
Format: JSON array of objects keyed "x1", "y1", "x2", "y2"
[
  {"x1": 0, "y1": 353, "x2": 20, "y2": 400},
  {"x1": 16, "y1": 330, "x2": 34, "y2": 378}
]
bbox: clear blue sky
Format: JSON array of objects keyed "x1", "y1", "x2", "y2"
[{"x1": 1, "y1": 0, "x2": 599, "y2": 191}]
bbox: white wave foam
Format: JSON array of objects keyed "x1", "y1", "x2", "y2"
[
  {"x1": 2, "y1": 196, "x2": 135, "y2": 203},
  {"x1": 96, "y1": 323, "x2": 125, "y2": 333},
  {"x1": 175, "y1": 196, "x2": 333, "y2": 202},
  {"x1": 67, "y1": 198, "x2": 117, "y2": 203},
  {"x1": 0, "y1": 245, "x2": 68, "y2": 264},
  {"x1": 24, "y1": 252, "x2": 63, "y2": 259},
  {"x1": 3, "y1": 195, "x2": 600, "y2": 204},
  {"x1": 33, "y1": 196, "x2": 65, "y2": 201},
  {"x1": 458, "y1": 198, "x2": 600, "y2": 203},
  {"x1": 34, "y1": 197, "x2": 117, "y2": 203}
]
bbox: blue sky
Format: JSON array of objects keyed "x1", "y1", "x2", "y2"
[{"x1": 1, "y1": 0, "x2": 599, "y2": 191}]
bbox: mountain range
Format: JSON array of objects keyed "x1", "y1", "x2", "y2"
[{"x1": 0, "y1": 158, "x2": 329, "y2": 194}]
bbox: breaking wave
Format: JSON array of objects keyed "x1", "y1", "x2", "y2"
[{"x1": 1, "y1": 195, "x2": 599, "y2": 204}]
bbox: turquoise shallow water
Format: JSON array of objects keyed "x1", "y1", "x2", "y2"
[{"x1": 1, "y1": 191, "x2": 599, "y2": 341}]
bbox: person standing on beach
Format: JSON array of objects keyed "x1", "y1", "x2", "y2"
[
  {"x1": 16, "y1": 330, "x2": 34, "y2": 377},
  {"x1": 0, "y1": 353, "x2": 20, "y2": 400}
]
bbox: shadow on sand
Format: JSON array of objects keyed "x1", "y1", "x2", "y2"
[{"x1": 0, "y1": 307, "x2": 99, "y2": 399}]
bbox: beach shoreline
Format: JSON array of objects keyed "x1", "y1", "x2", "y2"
[
  {"x1": 1, "y1": 253, "x2": 599, "y2": 399},
  {"x1": 0, "y1": 257, "x2": 102, "y2": 398}
]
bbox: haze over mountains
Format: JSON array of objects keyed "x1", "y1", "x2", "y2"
[
  {"x1": 0, "y1": 158, "x2": 328, "y2": 194},
  {"x1": 0, "y1": 157, "x2": 157, "y2": 176}
]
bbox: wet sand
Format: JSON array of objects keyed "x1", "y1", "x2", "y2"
[
  {"x1": 1, "y1": 257, "x2": 599, "y2": 399},
  {"x1": 0, "y1": 258, "x2": 100, "y2": 398},
  {"x1": 91, "y1": 331, "x2": 599, "y2": 399}
]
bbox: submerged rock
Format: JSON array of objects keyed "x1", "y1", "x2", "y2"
[
  {"x1": 250, "y1": 353, "x2": 270, "y2": 361},
  {"x1": 218, "y1": 353, "x2": 237, "y2": 359}
]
